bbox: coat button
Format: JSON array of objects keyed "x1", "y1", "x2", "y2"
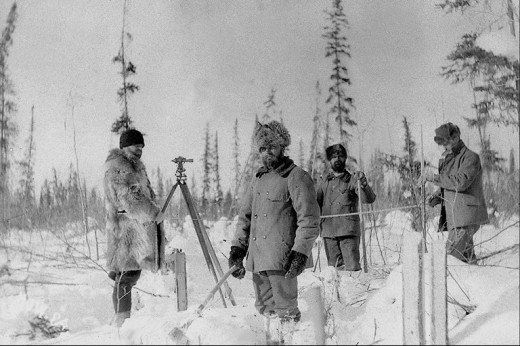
[
  {"x1": 263, "y1": 213, "x2": 267, "y2": 217},
  {"x1": 263, "y1": 235, "x2": 267, "y2": 239},
  {"x1": 266, "y1": 192, "x2": 269, "y2": 195},
  {"x1": 254, "y1": 214, "x2": 258, "y2": 219},
  {"x1": 253, "y1": 237, "x2": 257, "y2": 241}
]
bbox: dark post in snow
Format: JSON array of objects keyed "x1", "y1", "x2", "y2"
[{"x1": 174, "y1": 249, "x2": 188, "y2": 311}]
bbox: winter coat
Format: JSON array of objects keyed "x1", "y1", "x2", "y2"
[
  {"x1": 431, "y1": 140, "x2": 488, "y2": 231},
  {"x1": 316, "y1": 171, "x2": 376, "y2": 238},
  {"x1": 103, "y1": 148, "x2": 160, "y2": 272},
  {"x1": 232, "y1": 157, "x2": 320, "y2": 273}
]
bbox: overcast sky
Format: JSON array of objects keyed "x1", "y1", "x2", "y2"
[{"x1": 3, "y1": 0, "x2": 519, "y2": 195}]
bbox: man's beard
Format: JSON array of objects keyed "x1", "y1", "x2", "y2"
[
  {"x1": 262, "y1": 155, "x2": 283, "y2": 170},
  {"x1": 331, "y1": 160, "x2": 345, "y2": 173}
]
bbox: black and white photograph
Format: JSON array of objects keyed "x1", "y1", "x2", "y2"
[{"x1": 0, "y1": 0, "x2": 518, "y2": 344}]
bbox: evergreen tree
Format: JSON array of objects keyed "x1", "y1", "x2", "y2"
[
  {"x1": 232, "y1": 118, "x2": 241, "y2": 203},
  {"x1": 212, "y1": 131, "x2": 223, "y2": 216},
  {"x1": 111, "y1": 0, "x2": 138, "y2": 134},
  {"x1": 0, "y1": 2, "x2": 18, "y2": 220},
  {"x1": 262, "y1": 88, "x2": 277, "y2": 122},
  {"x1": 156, "y1": 166, "x2": 164, "y2": 202},
  {"x1": 509, "y1": 148, "x2": 516, "y2": 174},
  {"x1": 323, "y1": 0, "x2": 355, "y2": 148},
  {"x1": 17, "y1": 105, "x2": 36, "y2": 208},
  {"x1": 201, "y1": 124, "x2": 211, "y2": 213},
  {"x1": 39, "y1": 179, "x2": 53, "y2": 209}
]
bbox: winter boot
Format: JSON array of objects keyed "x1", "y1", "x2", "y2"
[{"x1": 113, "y1": 311, "x2": 131, "y2": 328}]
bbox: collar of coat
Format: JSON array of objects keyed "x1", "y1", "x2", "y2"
[
  {"x1": 325, "y1": 170, "x2": 351, "y2": 182},
  {"x1": 105, "y1": 148, "x2": 145, "y2": 171},
  {"x1": 441, "y1": 139, "x2": 465, "y2": 159},
  {"x1": 256, "y1": 156, "x2": 296, "y2": 178}
]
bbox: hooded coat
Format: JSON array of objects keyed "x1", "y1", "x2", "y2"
[
  {"x1": 103, "y1": 148, "x2": 160, "y2": 272},
  {"x1": 232, "y1": 157, "x2": 320, "y2": 273}
]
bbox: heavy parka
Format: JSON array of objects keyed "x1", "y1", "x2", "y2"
[
  {"x1": 316, "y1": 171, "x2": 376, "y2": 238},
  {"x1": 232, "y1": 157, "x2": 320, "y2": 272},
  {"x1": 103, "y1": 148, "x2": 160, "y2": 272}
]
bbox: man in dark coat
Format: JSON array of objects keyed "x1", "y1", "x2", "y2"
[
  {"x1": 316, "y1": 144, "x2": 376, "y2": 271},
  {"x1": 103, "y1": 128, "x2": 163, "y2": 326},
  {"x1": 228, "y1": 120, "x2": 320, "y2": 336},
  {"x1": 420, "y1": 123, "x2": 488, "y2": 263}
]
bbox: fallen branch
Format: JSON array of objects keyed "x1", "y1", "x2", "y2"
[
  {"x1": 476, "y1": 244, "x2": 519, "y2": 262},
  {"x1": 473, "y1": 221, "x2": 519, "y2": 247}
]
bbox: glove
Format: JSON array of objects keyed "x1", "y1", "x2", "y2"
[
  {"x1": 427, "y1": 193, "x2": 442, "y2": 207},
  {"x1": 282, "y1": 250, "x2": 308, "y2": 279},
  {"x1": 228, "y1": 246, "x2": 247, "y2": 279},
  {"x1": 352, "y1": 171, "x2": 368, "y2": 187}
]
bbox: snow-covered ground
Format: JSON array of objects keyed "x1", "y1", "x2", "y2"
[{"x1": 0, "y1": 211, "x2": 518, "y2": 344}]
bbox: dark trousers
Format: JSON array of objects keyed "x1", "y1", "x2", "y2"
[
  {"x1": 252, "y1": 270, "x2": 300, "y2": 321},
  {"x1": 109, "y1": 270, "x2": 141, "y2": 313},
  {"x1": 323, "y1": 236, "x2": 361, "y2": 271},
  {"x1": 447, "y1": 225, "x2": 480, "y2": 263}
]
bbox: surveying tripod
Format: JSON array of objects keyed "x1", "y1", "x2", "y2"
[{"x1": 157, "y1": 156, "x2": 236, "y2": 308}]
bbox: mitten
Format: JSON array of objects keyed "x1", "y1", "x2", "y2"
[
  {"x1": 428, "y1": 194, "x2": 442, "y2": 207},
  {"x1": 282, "y1": 250, "x2": 308, "y2": 279},
  {"x1": 228, "y1": 246, "x2": 247, "y2": 279}
]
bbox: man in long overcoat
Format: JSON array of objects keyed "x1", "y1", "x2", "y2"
[
  {"x1": 316, "y1": 144, "x2": 376, "y2": 271},
  {"x1": 421, "y1": 123, "x2": 488, "y2": 263},
  {"x1": 228, "y1": 120, "x2": 320, "y2": 333},
  {"x1": 104, "y1": 128, "x2": 162, "y2": 326}
]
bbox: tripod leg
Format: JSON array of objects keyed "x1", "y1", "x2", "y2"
[{"x1": 179, "y1": 183, "x2": 227, "y2": 307}]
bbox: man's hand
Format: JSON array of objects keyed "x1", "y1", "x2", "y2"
[
  {"x1": 282, "y1": 250, "x2": 308, "y2": 279},
  {"x1": 427, "y1": 192, "x2": 442, "y2": 207},
  {"x1": 155, "y1": 211, "x2": 165, "y2": 224},
  {"x1": 228, "y1": 246, "x2": 247, "y2": 279},
  {"x1": 418, "y1": 166, "x2": 437, "y2": 186},
  {"x1": 352, "y1": 171, "x2": 368, "y2": 187}
]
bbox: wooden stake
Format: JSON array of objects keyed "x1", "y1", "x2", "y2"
[
  {"x1": 175, "y1": 250, "x2": 188, "y2": 311},
  {"x1": 357, "y1": 180, "x2": 368, "y2": 273},
  {"x1": 431, "y1": 237, "x2": 448, "y2": 345}
]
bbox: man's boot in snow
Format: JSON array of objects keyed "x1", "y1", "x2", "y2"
[{"x1": 114, "y1": 311, "x2": 130, "y2": 328}]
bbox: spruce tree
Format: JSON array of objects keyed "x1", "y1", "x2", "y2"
[
  {"x1": 212, "y1": 131, "x2": 223, "y2": 217},
  {"x1": 17, "y1": 105, "x2": 36, "y2": 209},
  {"x1": 0, "y1": 2, "x2": 18, "y2": 220},
  {"x1": 201, "y1": 124, "x2": 211, "y2": 213},
  {"x1": 323, "y1": 0, "x2": 355, "y2": 148},
  {"x1": 111, "y1": 0, "x2": 139, "y2": 134}
]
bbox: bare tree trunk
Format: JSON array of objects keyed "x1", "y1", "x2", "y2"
[{"x1": 69, "y1": 99, "x2": 91, "y2": 257}]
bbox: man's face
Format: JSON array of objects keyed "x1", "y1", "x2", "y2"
[
  {"x1": 123, "y1": 144, "x2": 143, "y2": 160},
  {"x1": 330, "y1": 153, "x2": 346, "y2": 172},
  {"x1": 438, "y1": 137, "x2": 459, "y2": 152},
  {"x1": 259, "y1": 143, "x2": 284, "y2": 168}
]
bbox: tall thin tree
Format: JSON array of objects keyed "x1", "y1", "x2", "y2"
[
  {"x1": 323, "y1": 0, "x2": 355, "y2": 148},
  {"x1": 0, "y1": 2, "x2": 18, "y2": 222},
  {"x1": 213, "y1": 131, "x2": 223, "y2": 216},
  {"x1": 201, "y1": 123, "x2": 211, "y2": 213},
  {"x1": 111, "y1": 0, "x2": 139, "y2": 134},
  {"x1": 17, "y1": 105, "x2": 36, "y2": 211}
]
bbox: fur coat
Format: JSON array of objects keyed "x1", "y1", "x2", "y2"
[{"x1": 103, "y1": 148, "x2": 160, "y2": 272}]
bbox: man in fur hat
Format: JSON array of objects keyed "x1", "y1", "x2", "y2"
[
  {"x1": 228, "y1": 120, "x2": 320, "y2": 340},
  {"x1": 103, "y1": 128, "x2": 163, "y2": 327},
  {"x1": 316, "y1": 143, "x2": 376, "y2": 271},
  {"x1": 420, "y1": 122, "x2": 488, "y2": 263}
]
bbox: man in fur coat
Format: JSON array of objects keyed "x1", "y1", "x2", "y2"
[
  {"x1": 103, "y1": 128, "x2": 162, "y2": 326},
  {"x1": 228, "y1": 120, "x2": 320, "y2": 341}
]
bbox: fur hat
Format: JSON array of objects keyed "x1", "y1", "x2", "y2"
[
  {"x1": 325, "y1": 143, "x2": 347, "y2": 160},
  {"x1": 120, "y1": 129, "x2": 145, "y2": 149},
  {"x1": 434, "y1": 123, "x2": 460, "y2": 145},
  {"x1": 253, "y1": 120, "x2": 291, "y2": 149}
]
